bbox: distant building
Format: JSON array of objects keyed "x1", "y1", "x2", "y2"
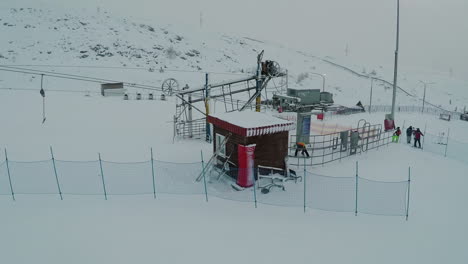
[{"x1": 101, "y1": 82, "x2": 126, "y2": 96}]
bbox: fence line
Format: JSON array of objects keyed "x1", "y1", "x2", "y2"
[
  {"x1": 0, "y1": 151, "x2": 410, "y2": 219},
  {"x1": 420, "y1": 132, "x2": 468, "y2": 164},
  {"x1": 365, "y1": 105, "x2": 461, "y2": 119}
]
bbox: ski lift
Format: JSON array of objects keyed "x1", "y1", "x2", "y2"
[{"x1": 161, "y1": 78, "x2": 179, "y2": 96}]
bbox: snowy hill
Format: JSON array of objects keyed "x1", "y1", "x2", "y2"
[{"x1": 1, "y1": 7, "x2": 467, "y2": 110}]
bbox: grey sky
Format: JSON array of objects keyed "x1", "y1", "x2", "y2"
[{"x1": 3, "y1": 0, "x2": 468, "y2": 79}]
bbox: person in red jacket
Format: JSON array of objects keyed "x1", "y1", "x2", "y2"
[
  {"x1": 392, "y1": 127, "x2": 401, "y2": 142},
  {"x1": 414, "y1": 128, "x2": 424, "y2": 148}
]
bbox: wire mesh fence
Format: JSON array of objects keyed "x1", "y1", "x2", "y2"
[
  {"x1": 366, "y1": 105, "x2": 461, "y2": 119},
  {"x1": 422, "y1": 132, "x2": 468, "y2": 164},
  {"x1": 0, "y1": 154, "x2": 411, "y2": 219}
]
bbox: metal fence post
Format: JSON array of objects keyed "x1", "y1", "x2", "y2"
[
  {"x1": 200, "y1": 150, "x2": 208, "y2": 202},
  {"x1": 444, "y1": 128, "x2": 450, "y2": 157},
  {"x1": 303, "y1": 157, "x2": 306, "y2": 213},
  {"x1": 151, "y1": 148, "x2": 156, "y2": 199},
  {"x1": 4, "y1": 149, "x2": 15, "y2": 201},
  {"x1": 321, "y1": 138, "x2": 325, "y2": 166},
  {"x1": 401, "y1": 120, "x2": 406, "y2": 144},
  {"x1": 253, "y1": 169, "x2": 258, "y2": 208},
  {"x1": 406, "y1": 167, "x2": 411, "y2": 221},
  {"x1": 388, "y1": 131, "x2": 391, "y2": 146},
  {"x1": 422, "y1": 123, "x2": 427, "y2": 150},
  {"x1": 98, "y1": 153, "x2": 107, "y2": 200},
  {"x1": 355, "y1": 161, "x2": 358, "y2": 216},
  {"x1": 50, "y1": 146, "x2": 63, "y2": 200}
]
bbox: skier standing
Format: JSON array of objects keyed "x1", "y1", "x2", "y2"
[
  {"x1": 406, "y1": 126, "x2": 413, "y2": 144},
  {"x1": 414, "y1": 128, "x2": 424, "y2": 148},
  {"x1": 392, "y1": 127, "x2": 401, "y2": 142}
]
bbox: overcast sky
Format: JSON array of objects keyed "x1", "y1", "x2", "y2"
[{"x1": 2, "y1": 0, "x2": 468, "y2": 79}]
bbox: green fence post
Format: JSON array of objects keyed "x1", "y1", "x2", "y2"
[
  {"x1": 406, "y1": 167, "x2": 411, "y2": 221},
  {"x1": 4, "y1": 149, "x2": 15, "y2": 201},
  {"x1": 355, "y1": 161, "x2": 358, "y2": 216},
  {"x1": 151, "y1": 148, "x2": 156, "y2": 199},
  {"x1": 303, "y1": 157, "x2": 306, "y2": 213},
  {"x1": 98, "y1": 153, "x2": 107, "y2": 200},
  {"x1": 50, "y1": 146, "x2": 63, "y2": 200},
  {"x1": 200, "y1": 150, "x2": 208, "y2": 202}
]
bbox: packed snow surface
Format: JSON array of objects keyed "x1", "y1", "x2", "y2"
[
  {"x1": 1, "y1": 4, "x2": 468, "y2": 264},
  {"x1": 210, "y1": 111, "x2": 294, "y2": 129}
]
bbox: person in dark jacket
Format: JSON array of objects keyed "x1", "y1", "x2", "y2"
[
  {"x1": 414, "y1": 128, "x2": 424, "y2": 148},
  {"x1": 294, "y1": 142, "x2": 310, "y2": 157},
  {"x1": 406, "y1": 126, "x2": 413, "y2": 144}
]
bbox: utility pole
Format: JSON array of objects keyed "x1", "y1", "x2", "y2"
[
  {"x1": 40, "y1": 74, "x2": 46, "y2": 123},
  {"x1": 204, "y1": 73, "x2": 211, "y2": 142},
  {"x1": 390, "y1": 0, "x2": 400, "y2": 120},
  {"x1": 199, "y1": 12, "x2": 203, "y2": 29},
  {"x1": 309, "y1": 72, "x2": 326, "y2": 92},
  {"x1": 419, "y1": 80, "x2": 435, "y2": 114},
  {"x1": 369, "y1": 77, "x2": 374, "y2": 114},
  {"x1": 256, "y1": 50, "x2": 264, "y2": 112}
]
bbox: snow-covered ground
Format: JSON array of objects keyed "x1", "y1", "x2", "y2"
[
  {"x1": 1, "y1": 4, "x2": 468, "y2": 264},
  {"x1": 1, "y1": 146, "x2": 468, "y2": 264},
  {"x1": 1, "y1": 87, "x2": 468, "y2": 263}
]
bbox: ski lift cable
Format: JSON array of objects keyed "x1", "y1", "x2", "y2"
[
  {"x1": 0, "y1": 64, "x2": 252, "y2": 76},
  {"x1": 0, "y1": 66, "x2": 162, "y2": 91}
]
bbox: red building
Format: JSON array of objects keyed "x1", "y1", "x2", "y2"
[{"x1": 207, "y1": 111, "x2": 295, "y2": 174}]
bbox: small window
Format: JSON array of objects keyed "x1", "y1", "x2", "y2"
[{"x1": 216, "y1": 133, "x2": 226, "y2": 157}]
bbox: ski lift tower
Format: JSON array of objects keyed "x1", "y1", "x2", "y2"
[{"x1": 173, "y1": 51, "x2": 285, "y2": 141}]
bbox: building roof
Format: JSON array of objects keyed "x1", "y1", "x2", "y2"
[{"x1": 208, "y1": 111, "x2": 295, "y2": 137}]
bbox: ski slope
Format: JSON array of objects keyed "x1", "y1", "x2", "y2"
[
  {"x1": 1, "y1": 86, "x2": 468, "y2": 264},
  {"x1": 1, "y1": 4, "x2": 468, "y2": 264}
]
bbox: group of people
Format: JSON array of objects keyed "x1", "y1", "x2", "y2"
[
  {"x1": 295, "y1": 124, "x2": 425, "y2": 158},
  {"x1": 392, "y1": 126, "x2": 424, "y2": 148}
]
